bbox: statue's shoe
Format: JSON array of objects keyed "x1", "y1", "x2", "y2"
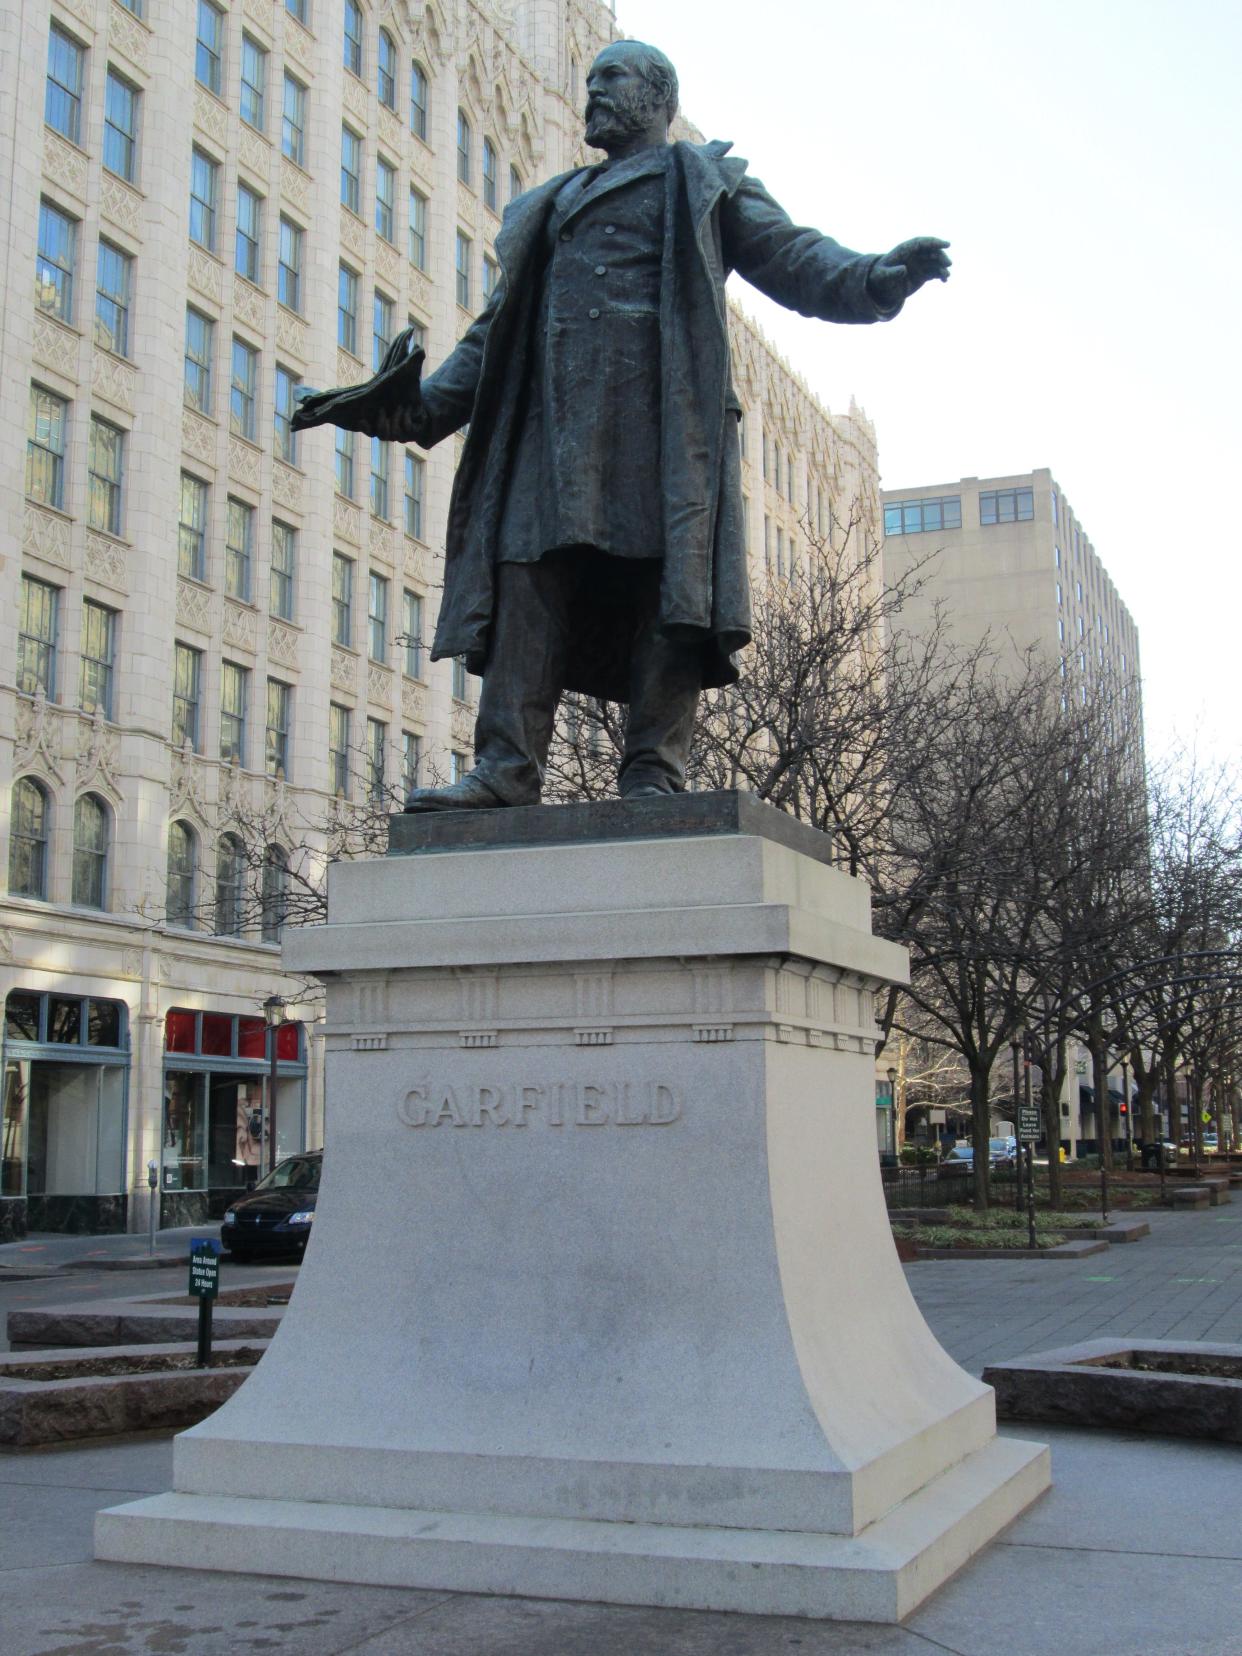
[
  {"x1": 402, "y1": 773, "x2": 514, "y2": 812},
  {"x1": 620, "y1": 783, "x2": 676, "y2": 799}
]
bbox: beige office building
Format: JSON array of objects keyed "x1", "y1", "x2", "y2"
[
  {"x1": 881, "y1": 468, "x2": 1146, "y2": 1156},
  {"x1": 0, "y1": 0, "x2": 883, "y2": 1236}
]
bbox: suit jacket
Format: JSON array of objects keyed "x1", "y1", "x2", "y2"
[{"x1": 409, "y1": 140, "x2": 899, "y2": 701}]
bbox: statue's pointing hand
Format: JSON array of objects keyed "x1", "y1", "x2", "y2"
[
  {"x1": 867, "y1": 237, "x2": 951, "y2": 312},
  {"x1": 290, "y1": 329, "x2": 426, "y2": 442}
]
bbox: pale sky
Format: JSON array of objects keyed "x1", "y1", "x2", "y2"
[{"x1": 614, "y1": 0, "x2": 1242, "y2": 767}]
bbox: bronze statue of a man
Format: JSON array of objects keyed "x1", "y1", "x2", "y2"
[{"x1": 293, "y1": 40, "x2": 950, "y2": 811}]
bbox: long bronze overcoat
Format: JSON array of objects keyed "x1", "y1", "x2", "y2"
[{"x1": 410, "y1": 139, "x2": 897, "y2": 701}]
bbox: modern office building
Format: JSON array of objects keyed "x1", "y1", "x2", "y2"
[
  {"x1": 1, "y1": 0, "x2": 884, "y2": 1236},
  {"x1": 881, "y1": 467, "x2": 1147, "y2": 1156}
]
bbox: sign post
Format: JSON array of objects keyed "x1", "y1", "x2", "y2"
[
  {"x1": 1020, "y1": 1059, "x2": 1039, "y2": 1250},
  {"x1": 188, "y1": 1240, "x2": 220, "y2": 1367}
]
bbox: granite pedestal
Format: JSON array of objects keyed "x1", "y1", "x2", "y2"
[{"x1": 96, "y1": 794, "x2": 1049, "y2": 1622}]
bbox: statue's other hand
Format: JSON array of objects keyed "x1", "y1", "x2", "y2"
[{"x1": 869, "y1": 237, "x2": 952, "y2": 309}]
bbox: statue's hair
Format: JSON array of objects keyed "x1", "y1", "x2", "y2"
[{"x1": 616, "y1": 39, "x2": 679, "y2": 123}]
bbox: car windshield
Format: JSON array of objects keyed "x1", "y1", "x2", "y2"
[
  {"x1": 948, "y1": 1146, "x2": 972, "y2": 1158},
  {"x1": 989, "y1": 1139, "x2": 1010, "y2": 1151},
  {"x1": 254, "y1": 1155, "x2": 320, "y2": 1193}
]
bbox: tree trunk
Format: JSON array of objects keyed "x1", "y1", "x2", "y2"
[
  {"x1": 1164, "y1": 1050, "x2": 1181, "y2": 1148},
  {"x1": 970, "y1": 1063, "x2": 991, "y2": 1210},
  {"x1": 1041, "y1": 1038, "x2": 1067, "y2": 1209},
  {"x1": 1091, "y1": 1033, "x2": 1113, "y2": 1170}
]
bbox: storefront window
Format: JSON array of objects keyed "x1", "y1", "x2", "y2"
[
  {"x1": 2, "y1": 992, "x2": 129, "y2": 1200},
  {"x1": 161, "y1": 1009, "x2": 306, "y2": 1195}
]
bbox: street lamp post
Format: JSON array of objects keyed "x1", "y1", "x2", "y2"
[{"x1": 263, "y1": 994, "x2": 287, "y2": 1180}]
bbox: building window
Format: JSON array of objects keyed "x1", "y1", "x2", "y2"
[
  {"x1": 979, "y1": 488, "x2": 1034, "y2": 525},
  {"x1": 220, "y1": 660, "x2": 248, "y2": 764},
  {"x1": 776, "y1": 526, "x2": 785, "y2": 578},
  {"x1": 215, "y1": 834, "x2": 245, "y2": 935},
  {"x1": 9, "y1": 779, "x2": 51, "y2": 899},
  {"x1": 482, "y1": 137, "x2": 498, "y2": 211},
  {"x1": 335, "y1": 427, "x2": 355, "y2": 498},
  {"x1": 196, "y1": 1, "x2": 224, "y2": 93},
  {"x1": 260, "y1": 845, "x2": 288, "y2": 941},
  {"x1": 373, "y1": 290, "x2": 394, "y2": 371},
  {"x1": 19, "y1": 576, "x2": 59, "y2": 699},
  {"x1": 404, "y1": 452, "x2": 424, "y2": 540},
  {"x1": 230, "y1": 337, "x2": 258, "y2": 440},
  {"x1": 338, "y1": 263, "x2": 359, "y2": 353},
  {"x1": 340, "y1": 125, "x2": 362, "y2": 214},
  {"x1": 410, "y1": 61, "x2": 428, "y2": 140},
  {"x1": 402, "y1": 731, "x2": 421, "y2": 795},
  {"x1": 270, "y1": 521, "x2": 295, "y2": 619},
  {"x1": 377, "y1": 28, "x2": 396, "y2": 107},
  {"x1": 265, "y1": 678, "x2": 291, "y2": 777},
  {"x1": 189, "y1": 148, "x2": 218, "y2": 251},
  {"x1": 103, "y1": 71, "x2": 141, "y2": 184},
  {"x1": 26, "y1": 385, "x2": 68, "y2": 509},
  {"x1": 184, "y1": 307, "x2": 214, "y2": 413},
  {"x1": 281, "y1": 72, "x2": 306, "y2": 167},
  {"x1": 329, "y1": 703, "x2": 351, "y2": 796},
  {"x1": 456, "y1": 109, "x2": 472, "y2": 184},
  {"x1": 370, "y1": 438, "x2": 390, "y2": 521},
  {"x1": 235, "y1": 183, "x2": 262, "y2": 283},
  {"x1": 72, "y1": 794, "x2": 110, "y2": 908},
  {"x1": 225, "y1": 497, "x2": 253, "y2": 600},
  {"x1": 452, "y1": 656, "x2": 468, "y2": 700},
  {"x1": 368, "y1": 572, "x2": 389, "y2": 661},
  {"x1": 483, "y1": 255, "x2": 500, "y2": 302},
  {"x1": 87, "y1": 417, "x2": 125, "y2": 536},
  {"x1": 172, "y1": 642, "x2": 202, "y2": 751},
  {"x1": 46, "y1": 24, "x2": 84, "y2": 145},
  {"x1": 343, "y1": 0, "x2": 363, "y2": 76},
  {"x1": 277, "y1": 216, "x2": 303, "y2": 311},
  {"x1": 510, "y1": 164, "x2": 522, "y2": 202},
  {"x1": 79, "y1": 600, "x2": 116, "y2": 718},
  {"x1": 178, "y1": 473, "x2": 208, "y2": 580},
  {"x1": 366, "y1": 718, "x2": 387, "y2": 801},
  {"x1": 240, "y1": 34, "x2": 266, "y2": 129},
  {"x1": 274, "y1": 365, "x2": 299, "y2": 464},
  {"x1": 375, "y1": 156, "x2": 396, "y2": 243},
  {"x1": 1051, "y1": 491, "x2": 1059, "y2": 527},
  {"x1": 166, "y1": 820, "x2": 197, "y2": 928},
  {"x1": 402, "y1": 588, "x2": 423, "y2": 676},
  {"x1": 455, "y1": 231, "x2": 471, "y2": 308},
  {"x1": 408, "y1": 187, "x2": 427, "y2": 270},
  {"x1": 450, "y1": 750, "x2": 467, "y2": 784},
  {"x1": 331, "y1": 552, "x2": 353, "y2": 646},
  {"x1": 36, "y1": 199, "x2": 77, "y2": 323},
  {"x1": 882, "y1": 496, "x2": 963, "y2": 536},
  {"x1": 94, "y1": 240, "x2": 132, "y2": 357},
  {"x1": 286, "y1": 0, "x2": 306, "y2": 25}
]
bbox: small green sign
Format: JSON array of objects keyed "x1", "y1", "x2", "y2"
[
  {"x1": 188, "y1": 1241, "x2": 220, "y2": 1300},
  {"x1": 1018, "y1": 1106, "x2": 1040, "y2": 1139}
]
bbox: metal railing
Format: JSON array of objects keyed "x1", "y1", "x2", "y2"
[{"x1": 880, "y1": 1163, "x2": 975, "y2": 1208}]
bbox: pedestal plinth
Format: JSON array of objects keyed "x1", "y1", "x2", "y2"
[{"x1": 97, "y1": 794, "x2": 1048, "y2": 1622}]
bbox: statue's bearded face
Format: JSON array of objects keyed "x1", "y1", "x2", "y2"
[{"x1": 584, "y1": 49, "x2": 669, "y2": 152}]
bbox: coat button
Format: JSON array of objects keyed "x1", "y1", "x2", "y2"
[
  {"x1": 604, "y1": 225, "x2": 616, "y2": 234},
  {"x1": 588, "y1": 307, "x2": 601, "y2": 319},
  {"x1": 560, "y1": 229, "x2": 573, "y2": 242},
  {"x1": 594, "y1": 265, "x2": 606, "y2": 276}
]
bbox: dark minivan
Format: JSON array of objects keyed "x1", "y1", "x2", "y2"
[{"x1": 220, "y1": 1150, "x2": 321, "y2": 1261}]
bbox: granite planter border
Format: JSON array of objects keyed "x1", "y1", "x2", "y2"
[
  {"x1": 913, "y1": 1239, "x2": 1110, "y2": 1261},
  {"x1": 983, "y1": 1339, "x2": 1242, "y2": 1441},
  {"x1": 0, "y1": 1340, "x2": 266, "y2": 1448},
  {"x1": 7, "y1": 1289, "x2": 286, "y2": 1351}
]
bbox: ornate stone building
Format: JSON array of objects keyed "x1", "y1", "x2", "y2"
[{"x1": 0, "y1": 0, "x2": 881, "y2": 1235}]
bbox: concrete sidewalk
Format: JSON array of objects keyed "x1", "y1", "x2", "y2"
[{"x1": 3, "y1": 1206, "x2": 1242, "y2": 1654}]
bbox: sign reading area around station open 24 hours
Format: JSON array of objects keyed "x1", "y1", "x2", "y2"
[{"x1": 188, "y1": 1241, "x2": 220, "y2": 1300}]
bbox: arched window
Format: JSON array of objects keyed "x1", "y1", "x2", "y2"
[
  {"x1": 482, "y1": 136, "x2": 497, "y2": 211},
  {"x1": 410, "y1": 60, "x2": 428, "y2": 141},
  {"x1": 9, "y1": 778, "x2": 50, "y2": 899},
  {"x1": 377, "y1": 29, "x2": 396, "y2": 108},
  {"x1": 72, "y1": 793, "x2": 109, "y2": 909},
  {"x1": 166, "y1": 820, "x2": 198, "y2": 930},
  {"x1": 456, "y1": 108, "x2": 471, "y2": 185},
  {"x1": 509, "y1": 162, "x2": 522, "y2": 203},
  {"x1": 261, "y1": 844, "x2": 289, "y2": 943},
  {"x1": 342, "y1": 0, "x2": 363, "y2": 77},
  {"x1": 215, "y1": 833, "x2": 245, "y2": 936}
]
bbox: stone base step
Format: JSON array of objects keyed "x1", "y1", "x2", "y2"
[{"x1": 96, "y1": 1435, "x2": 1049, "y2": 1625}]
